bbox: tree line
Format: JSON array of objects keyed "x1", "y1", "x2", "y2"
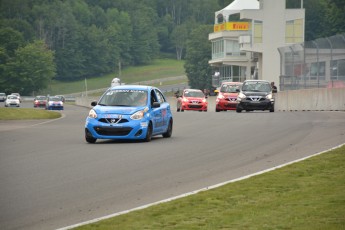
[{"x1": 0, "y1": 0, "x2": 344, "y2": 95}]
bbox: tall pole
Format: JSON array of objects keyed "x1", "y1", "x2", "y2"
[
  {"x1": 85, "y1": 78, "x2": 88, "y2": 97},
  {"x1": 118, "y1": 60, "x2": 122, "y2": 78}
]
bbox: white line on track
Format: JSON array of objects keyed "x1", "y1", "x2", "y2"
[{"x1": 57, "y1": 143, "x2": 345, "y2": 230}]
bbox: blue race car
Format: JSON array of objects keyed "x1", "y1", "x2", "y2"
[{"x1": 85, "y1": 85, "x2": 173, "y2": 143}]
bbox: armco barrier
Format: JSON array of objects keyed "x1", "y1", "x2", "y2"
[{"x1": 76, "y1": 88, "x2": 345, "y2": 111}]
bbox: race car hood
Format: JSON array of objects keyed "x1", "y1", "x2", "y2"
[
  {"x1": 94, "y1": 105, "x2": 143, "y2": 115},
  {"x1": 243, "y1": 91, "x2": 270, "y2": 97},
  {"x1": 185, "y1": 97, "x2": 205, "y2": 101},
  {"x1": 221, "y1": 92, "x2": 238, "y2": 98}
]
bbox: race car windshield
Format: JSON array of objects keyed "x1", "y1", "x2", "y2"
[
  {"x1": 99, "y1": 89, "x2": 148, "y2": 107},
  {"x1": 184, "y1": 91, "x2": 204, "y2": 98},
  {"x1": 242, "y1": 82, "x2": 271, "y2": 92},
  {"x1": 221, "y1": 85, "x2": 240, "y2": 93}
]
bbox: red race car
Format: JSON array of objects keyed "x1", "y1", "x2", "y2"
[
  {"x1": 215, "y1": 82, "x2": 242, "y2": 112},
  {"x1": 177, "y1": 89, "x2": 208, "y2": 112},
  {"x1": 33, "y1": 95, "x2": 48, "y2": 108}
]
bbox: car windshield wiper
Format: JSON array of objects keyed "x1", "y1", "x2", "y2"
[{"x1": 98, "y1": 103, "x2": 107, "y2": 106}]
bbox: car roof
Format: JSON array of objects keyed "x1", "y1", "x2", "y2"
[
  {"x1": 183, "y1": 88, "x2": 202, "y2": 92},
  {"x1": 244, "y1": 80, "x2": 270, "y2": 83},
  {"x1": 221, "y1": 82, "x2": 242, "y2": 85},
  {"x1": 109, "y1": 85, "x2": 153, "y2": 91}
]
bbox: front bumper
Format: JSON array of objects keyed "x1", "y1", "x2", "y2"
[
  {"x1": 216, "y1": 99, "x2": 238, "y2": 110},
  {"x1": 5, "y1": 102, "x2": 20, "y2": 107},
  {"x1": 34, "y1": 103, "x2": 46, "y2": 107},
  {"x1": 237, "y1": 99, "x2": 274, "y2": 111},
  {"x1": 47, "y1": 105, "x2": 63, "y2": 110},
  {"x1": 181, "y1": 102, "x2": 208, "y2": 111},
  {"x1": 85, "y1": 117, "x2": 149, "y2": 140}
]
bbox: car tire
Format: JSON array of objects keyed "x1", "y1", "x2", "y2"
[
  {"x1": 85, "y1": 129, "x2": 97, "y2": 143},
  {"x1": 144, "y1": 122, "x2": 153, "y2": 142},
  {"x1": 216, "y1": 108, "x2": 220, "y2": 112},
  {"x1": 236, "y1": 108, "x2": 242, "y2": 113},
  {"x1": 270, "y1": 107, "x2": 275, "y2": 112},
  {"x1": 162, "y1": 118, "x2": 173, "y2": 138}
]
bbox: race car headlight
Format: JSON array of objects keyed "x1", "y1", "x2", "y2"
[
  {"x1": 182, "y1": 97, "x2": 189, "y2": 102},
  {"x1": 130, "y1": 107, "x2": 149, "y2": 120},
  {"x1": 202, "y1": 98, "x2": 207, "y2": 103},
  {"x1": 217, "y1": 94, "x2": 225, "y2": 99},
  {"x1": 88, "y1": 109, "x2": 97, "y2": 118},
  {"x1": 266, "y1": 93, "x2": 273, "y2": 100},
  {"x1": 237, "y1": 92, "x2": 246, "y2": 101}
]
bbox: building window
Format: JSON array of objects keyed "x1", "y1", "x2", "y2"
[
  {"x1": 254, "y1": 20, "x2": 262, "y2": 43},
  {"x1": 331, "y1": 59, "x2": 345, "y2": 80},
  {"x1": 212, "y1": 39, "x2": 224, "y2": 59},
  {"x1": 285, "y1": 19, "x2": 304, "y2": 43},
  {"x1": 225, "y1": 40, "x2": 245, "y2": 56},
  {"x1": 310, "y1": 62, "x2": 325, "y2": 80}
]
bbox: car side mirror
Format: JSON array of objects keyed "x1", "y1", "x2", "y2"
[
  {"x1": 91, "y1": 101, "x2": 97, "y2": 106},
  {"x1": 152, "y1": 102, "x2": 160, "y2": 108}
]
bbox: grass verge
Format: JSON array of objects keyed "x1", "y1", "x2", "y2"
[
  {"x1": 75, "y1": 145, "x2": 345, "y2": 230},
  {"x1": 0, "y1": 108, "x2": 61, "y2": 120}
]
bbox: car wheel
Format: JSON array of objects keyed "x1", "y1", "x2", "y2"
[
  {"x1": 216, "y1": 108, "x2": 220, "y2": 112},
  {"x1": 144, "y1": 122, "x2": 153, "y2": 142},
  {"x1": 236, "y1": 108, "x2": 242, "y2": 113},
  {"x1": 270, "y1": 107, "x2": 275, "y2": 112},
  {"x1": 162, "y1": 118, "x2": 173, "y2": 138},
  {"x1": 85, "y1": 129, "x2": 97, "y2": 143}
]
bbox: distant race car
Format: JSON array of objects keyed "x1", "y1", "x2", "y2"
[
  {"x1": 85, "y1": 85, "x2": 173, "y2": 143},
  {"x1": 5, "y1": 95, "x2": 20, "y2": 107},
  {"x1": 176, "y1": 89, "x2": 208, "y2": 112},
  {"x1": 236, "y1": 80, "x2": 275, "y2": 113},
  {"x1": 0, "y1": 93, "x2": 6, "y2": 102},
  {"x1": 215, "y1": 82, "x2": 242, "y2": 112},
  {"x1": 46, "y1": 96, "x2": 64, "y2": 110},
  {"x1": 33, "y1": 95, "x2": 47, "y2": 108}
]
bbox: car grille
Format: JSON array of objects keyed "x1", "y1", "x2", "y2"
[
  {"x1": 224, "y1": 104, "x2": 237, "y2": 108},
  {"x1": 225, "y1": 98, "x2": 237, "y2": 101},
  {"x1": 247, "y1": 96, "x2": 265, "y2": 101},
  {"x1": 93, "y1": 126, "x2": 132, "y2": 136},
  {"x1": 99, "y1": 118, "x2": 128, "y2": 124},
  {"x1": 188, "y1": 104, "x2": 202, "y2": 109}
]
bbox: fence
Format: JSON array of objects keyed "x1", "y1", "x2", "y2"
[{"x1": 278, "y1": 33, "x2": 345, "y2": 91}]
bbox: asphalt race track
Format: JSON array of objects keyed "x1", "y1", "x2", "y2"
[{"x1": 0, "y1": 101, "x2": 344, "y2": 230}]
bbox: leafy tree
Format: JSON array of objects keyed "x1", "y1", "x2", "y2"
[
  {"x1": 184, "y1": 25, "x2": 213, "y2": 90},
  {"x1": 130, "y1": 6, "x2": 160, "y2": 65},
  {"x1": 170, "y1": 23, "x2": 189, "y2": 60},
  {"x1": 0, "y1": 27, "x2": 24, "y2": 56},
  {"x1": 3, "y1": 40, "x2": 56, "y2": 95},
  {"x1": 322, "y1": 0, "x2": 345, "y2": 36}
]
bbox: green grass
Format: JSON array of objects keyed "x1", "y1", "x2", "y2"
[
  {"x1": 41, "y1": 59, "x2": 186, "y2": 95},
  {"x1": 75, "y1": 145, "x2": 345, "y2": 230},
  {"x1": 0, "y1": 108, "x2": 61, "y2": 120}
]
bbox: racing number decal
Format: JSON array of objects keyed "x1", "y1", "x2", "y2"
[{"x1": 153, "y1": 108, "x2": 167, "y2": 128}]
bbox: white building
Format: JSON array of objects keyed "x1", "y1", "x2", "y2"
[{"x1": 209, "y1": 0, "x2": 305, "y2": 89}]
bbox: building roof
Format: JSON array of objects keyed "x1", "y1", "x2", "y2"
[{"x1": 215, "y1": 0, "x2": 259, "y2": 20}]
